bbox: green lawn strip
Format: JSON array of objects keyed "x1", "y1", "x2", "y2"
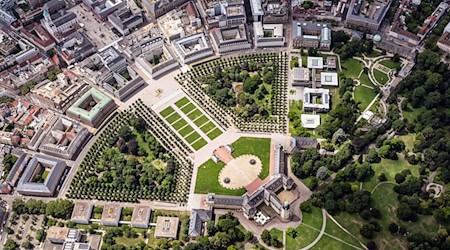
[
  {"x1": 199, "y1": 121, "x2": 217, "y2": 134},
  {"x1": 178, "y1": 125, "x2": 195, "y2": 137},
  {"x1": 193, "y1": 115, "x2": 209, "y2": 127},
  {"x1": 186, "y1": 109, "x2": 203, "y2": 120},
  {"x1": 207, "y1": 128, "x2": 222, "y2": 140},
  {"x1": 159, "y1": 106, "x2": 175, "y2": 118},
  {"x1": 286, "y1": 207, "x2": 322, "y2": 249},
  {"x1": 191, "y1": 138, "x2": 208, "y2": 151},
  {"x1": 362, "y1": 155, "x2": 419, "y2": 191},
  {"x1": 373, "y1": 68, "x2": 389, "y2": 85},
  {"x1": 379, "y1": 60, "x2": 400, "y2": 69},
  {"x1": 354, "y1": 74, "x2": 377, "y2": 112},
  {"x1": 175, "y1": 97, "x2": 190, "y2": 108},
  {"x1": 165, "y1": 112, "x2": 182, "y2": 124},
  {"x1": 341, "y1": 58, "x2": 363, "y2": 79},
  {"x1": 41, "y1": 170, "x2": 49, "y2": 180},
  {"x1": 231, "y1": 137, "x2": 271, "y2": 179},
  {"x1": 184, "y1": 131, "x2": 202, "y2": 144},
  {"x1": 172, "y1": 118, "x2": 189, "y2": 130},
  {"x1": 194, "y1": 159, "x2": 247, "y2": 196},
  {"x1": 324, "y1": 215, "x2": 363, "y2": 248},
  {"x1": 181, "y1": 103, "x2": 196, "y2": 113}
]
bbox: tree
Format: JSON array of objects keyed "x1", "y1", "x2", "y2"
[
  {"x1": 367, "y1": 241, "x2": 377, "y2": 250},
  {"x1": 3, "y1": 239, "x2": 18, "y2": 250},
  {"x1": 388, "y1": 223, "x2": 399, "y2": 234},
  {"x1": 36, "y1": 229, "x2": 45, "y2": 242},
  {"x1": 397, "y1": 202, "x2": 417, "y2": 221},
  {"x1": 434, "y1": 207, "x2": 450, "y2": 223},
  {"x1": 46, "y1": 199, "x2": 74, "y2": 219},
  {"x1": 365, "y1": 149, "x2": 381, "y2": 163},
  {"x1": 378, "y1": 173, "x2": 387, "y2": 182},
  {"x1": 210, "y1": 232, "x2": 231, "y2": 248},
  {"x1": 261, "y1": 230, "x2": 271, "y2": 245},
  {"x1": 21, "y1": 240, "x2": 32, "y2": 249},
  {"x1": 360, "y1": 224, "x2": 375, "y2": 239},
  {"x1": 378, "y1": 145, "x2": 391, "y2": 158},
  {"x1": 287, "y1": 228, "x2": 298, "y2": 238}
]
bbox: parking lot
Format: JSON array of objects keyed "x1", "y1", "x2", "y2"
[{"x1": 70, "y1": 4, "x2": 120, "y2": 48}]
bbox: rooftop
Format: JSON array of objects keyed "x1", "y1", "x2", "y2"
[
  {"x1": 320, "y1": 72, "x2": 338, "y2": 86},
  {"x1": 307, "y1": 57, "x2": 324, "y2": 69},
  {"x1": 101, "y1": 204, "x2": 122, "y2": 223},
  {"x1": 154, "y1": 216, "x2": 179, "y2": 239},
  {"x1": 71, "y1": 202, "x2": 93, "y2": 222},
  {"x1": 131, "y1": 206, "x2": 151, "y2": 226},
  {"x1": 66, "y1": 88, "x2": 114, "y2": 123},
  {"x1": 301, "y1": 114, "x2": 321, "y2": 129}
]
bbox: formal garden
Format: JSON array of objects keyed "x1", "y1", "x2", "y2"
[
  {"x1": 177, "y1": 53, "x2": 288, "y2": 134},
  {"x1": 158, "y1": 96, "x2": 223, "y2": 151},
  {"x1": 68, "y1": 101, "x2": 195, "y2": 202},
  {"x1": 194, "y1": 137, "x2": 271, "y2": 196}
]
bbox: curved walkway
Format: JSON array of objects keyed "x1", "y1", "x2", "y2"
[
  {"x1": 370, "y1": 181, "x2": 398, "y2": 194},
  {"x1": 300, "y1": 208, "x2": 327, "y2": 250}
]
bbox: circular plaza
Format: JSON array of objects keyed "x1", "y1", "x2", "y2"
[{"x1": 218, "y1": 155, "x2": 262, "y2": 189}]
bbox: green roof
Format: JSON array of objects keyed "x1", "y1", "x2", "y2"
[{"x1": 67, "y1": 88, "x2": 114, "y2": 122}]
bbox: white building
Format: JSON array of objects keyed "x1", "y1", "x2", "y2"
[
  {"x1": 253, "y1": 22, "x2": 285, "y2": 48},
  {"x1": 172, "y1": 33, "x2": 214, "y2": 64},
  {"x1": 320, "y1": 72, "x2": 338, "y2": 86},
  {"x1": 292, "y1": 67, "x2": 310, "y2": 86},
  {"x1": 210, "y1": 24, "x2": 252, "y2": 53},
  {"x1": 307, "y1": 57, "x2": 324, "y2": 69},
  {"x1": 303, "y1": 87, "x2": 330, "y2": 112},
  {"x1": 301, "y1": 114, "x2": 321, "y2": 129},
  {"x1": 249, "y1": 0, "x2": 263, "y2": 22}
]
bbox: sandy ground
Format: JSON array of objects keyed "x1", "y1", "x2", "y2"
[{"x1": 219, "y1": 155, "x2": 262, "y2": 189}]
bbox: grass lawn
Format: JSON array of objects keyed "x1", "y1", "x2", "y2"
[
  {"x1": 114, "y1": 235, "x2": 144, "y2": 247},
  {"x1": 181, "y1": 103, "x2": 196, "y2": 113},
  {"x1": 269, "y1": 228, "x2": 283, "y2": 242},
  {"x1": 207, "y1": 128, "x2": 222, "y2": 140},
  {"x1": 402, "y1": 103, "x2": 426, "y2": 122},
  {"x1": 373, "y1": 68, "x2": 389, "y2": 85},
  {"x1": 231, "y1": 137, "x2": 271, "y2": 179},
  {"x1": 324, "y1": 216, "x2": 363, "y2": 249},
  {"x1": 398, "y1": 134, "x2": 416, "y2": 151},
  {"x1": 41, "y1": 169, "x2": 49, "y2": 180},
  {"x1": 290, "y1": 57, "x2": 299, "y2": 69},
  {"x1": 186, "y1": 109, "x2": 203, "y2": 120},
  {"x1": 341, "y1": 58, "x2": 363, "y2": 79},
  {"x1": 193, "y1": 115, "x2": 209, "y2": 127},
  {"x1": 354, "y1": 85, "x2": 377, "y2": 111},
  {"x1": 194, "y1": 159, "x2": 246, "y2": 195},
  {"x1": 362, "y1": 155, "x2": 419, "y2": 192},
  {"x1": 165, "y1": 112, "x2": 182, "y2": 124},
  {"x1": 175, "y1": 97, "x2": 190, "y2": 108},
  {"x1": 160, "y1": 106, "x2": 175, "y2": 118},
  {"x1": 286, "y1": 207, "x2": 322, "y2": 249},
  {"x1": 379, "y1": 59, "x2": 400, "y2": 69},
  {"x1": 178, "y1": 125, "x2": 194, "y2": 137},
  {"x1": 199, "y1": 121, "x2": 216, "y2": 133},
  {"x1": 313, "y1": 234, "x2": 360, "y2": 250},
  {"x1": 172, "y1": 118, "x2": 189, "y2": 130},
  {"x1": 191, "y1": 138, "x2": 208, "y2": 150},
  {"x1": 185, "y1": 131, "x2": 201, "y2": 143}
]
